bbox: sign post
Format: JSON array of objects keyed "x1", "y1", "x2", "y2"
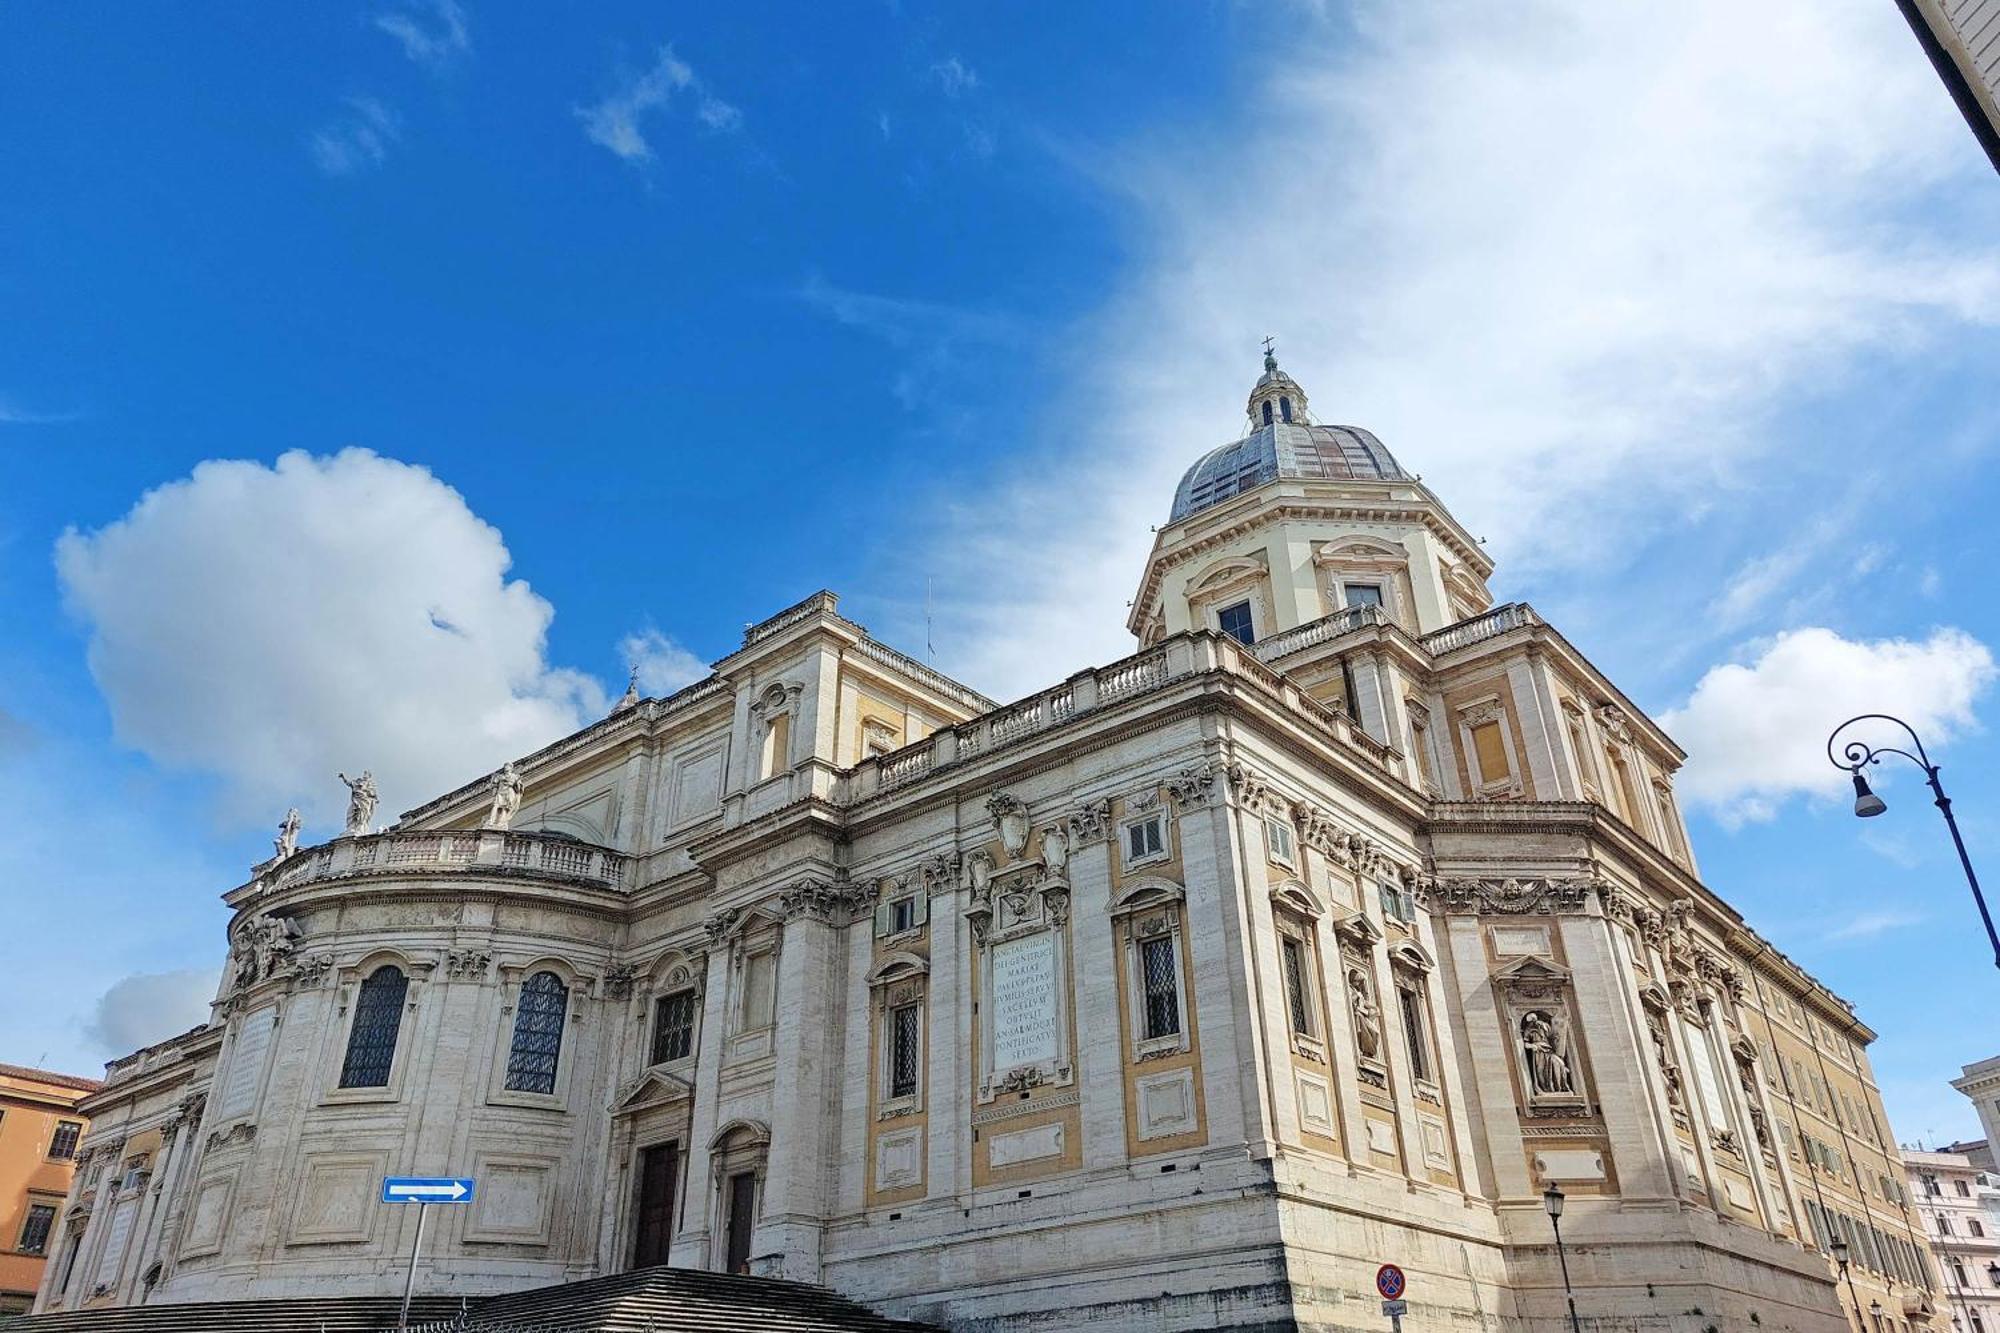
[
  {"x1": 383, "y1": 1176, "x2": 476, "y2": 1332},
  {"x1": 1376, "y1": 1263, "x2": 1408, "y2": 1332}
]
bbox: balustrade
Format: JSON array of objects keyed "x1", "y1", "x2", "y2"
[{"x1": 267, "y1": 828, "x2": 629, "y2": 892}]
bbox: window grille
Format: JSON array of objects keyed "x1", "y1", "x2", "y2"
[
  {"x1": 651, "y1": 988, "x2": 698, "y2": 1064},
  {"x1": 1125, "y1": 817, "x2": 1164, "y2": 864},
  {"x1": 503, "y1": 971, "x2": 569, "y2": 1095},
  {"x1": 1398, "y1": 986, "x2": 1430, "y2": 1081},
  {"x1": 1281, "y1": 937, "x2": 1313, "y2": 1036},
  {"x1": 1141, "y1": 935, "x2": 1180, "y2": 1040},
  {"x1": 889, "y1": 1004, "x2": 921, "y2": 1100},
  {"x1": 338, "y1": 965, "x2": 409, "y2": 1088}
]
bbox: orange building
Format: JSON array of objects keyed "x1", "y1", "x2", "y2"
[{"x1": 0, "y1": 1064, "x2": 99, "y2": 1313}]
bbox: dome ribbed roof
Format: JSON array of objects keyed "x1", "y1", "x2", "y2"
[{"x1": 1168, "y1": 421, "x2": 1411, "y2": 523}]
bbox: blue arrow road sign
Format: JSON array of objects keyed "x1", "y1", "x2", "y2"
[{"x1": 382, "y1": 1176, "x2": 475, "y2": 1204}]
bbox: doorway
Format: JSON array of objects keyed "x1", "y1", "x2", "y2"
[
  {"x1": 723, "y1": 1170, "x2": 757, "y2": 1274},
  {"x1": 632, "y1": 1142, "x2": 678, "y2": 1269}
]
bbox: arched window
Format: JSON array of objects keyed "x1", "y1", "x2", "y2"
[
  {"x1": 1261, "y1": 400, "x2": 1274, "y2": 425},
  {"x1": 504, "y1": 970, "x2": 569, "y2": 1095},
  {"x1": 339, "y1": 965, "x2": 408, "y2": 1088},
  {"x1": 1279, "y1": 395, "x2": 1293, "y2": 423}
]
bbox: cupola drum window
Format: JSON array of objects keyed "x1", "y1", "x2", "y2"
[
  {"x1": 504, "y1": 970, "x2": 569, "y2": 1095},
  {"x1": 339, "y1": 965, "x2": 409, "y2": 1088},
  {"x1": 1279, "y1": 396, "x2": 1292, "y2": 423},
  {"x1": 1216, "y1": 600, "x2": 1255, "y2": 646}
]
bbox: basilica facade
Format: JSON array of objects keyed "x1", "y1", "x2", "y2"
[{"x1": 35, "y1": 359, "x2": 1944, "y2": 1331}]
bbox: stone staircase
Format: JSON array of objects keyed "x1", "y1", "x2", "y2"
[
  {"x1": 11, "y1": 1268, "x2": 943, "y2": 1332},
  {"x1": 445, "y1": 1266, "x2": 942, "y2": 1331}
]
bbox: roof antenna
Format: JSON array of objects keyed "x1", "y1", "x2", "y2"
[{"x1": 925, "y1": 577, "x2": 936, "y2": 664}]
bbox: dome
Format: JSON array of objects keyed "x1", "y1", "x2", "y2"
[{"x1": 1168, "y1": 420, "x2": 1411, "y2": 523}]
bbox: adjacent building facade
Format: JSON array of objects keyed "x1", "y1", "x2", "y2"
[
  {"x1": 0, "y1": 1065, "x2": 97, "y2": 1313},
  {"x1": 33, "y1": 359, "x2": 1943, "y2": 1330},
  {"x1": 1906, "y1": 1149, "x2": 2000, "y2": 1333}
]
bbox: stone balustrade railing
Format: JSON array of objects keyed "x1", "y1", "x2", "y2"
[
  {"x1": 1419, "y1": 602, "x2": 1537, "y2": 655},
  {"x1": 267, "y1": 828, "x2": 630, "y2": 893},
  {"x1": 842, "y1": 632, "x2": 1395, "y2": 803},
  {"x1": 1252, "y1": 604, "x2": 1388, "y2": 661}
]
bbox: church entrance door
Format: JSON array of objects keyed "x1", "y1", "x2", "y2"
[
  {"x1": 723, "y1": 1171, "x2": 756, "y2": 1274},
  {"x1": 632, "y1": 1142, "x2": 678, "y2": 1268}
]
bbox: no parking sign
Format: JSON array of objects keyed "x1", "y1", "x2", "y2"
[{"x1": 1376, "y1": 1264, "x2": 1406, "y2": 1301}]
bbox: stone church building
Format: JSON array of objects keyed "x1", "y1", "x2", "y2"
[{"x1": 33, "y1": 358, "x2": 1945, "y2": 1330}]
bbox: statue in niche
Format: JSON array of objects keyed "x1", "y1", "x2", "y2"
[
  {"x1": 1347, "y1": 968, "x2": 1382, "y2": 1059},
  {"x1": 1520, "y1": 1009, "x2": 1576, "y2": 1096},
  {"x1": 338, "y1": 770, "x2": 378, "y2": 836},
  {"x1": 483, "y1": 762, "x2": 524, "y2": 830},
  {"x1": 1646, "y1": 1012, "x2": 1683, "y2": 1106},
  {"x1": 273, "y1": 807, "x2": 302, "y2": 862},
  {"x1": 1040, "y1": 824, "x2": 1068, "y2": 876}
]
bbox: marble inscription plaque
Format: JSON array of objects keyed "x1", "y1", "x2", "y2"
[{"x1": 990, "y1": 932, "x2": 1058, "y2": 1072}]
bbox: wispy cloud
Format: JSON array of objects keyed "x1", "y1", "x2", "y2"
[
  {"x1": 375, "y1": 0, "x2": 469, "y2": 69},
  {"x1": 577, "y1": 44, "x2": 741, "y2": 164},
  {"x1": 929, "y1": 56, "x2": 980, "y2": 98},
  {"x1": 798, "y1": 272, "x2": 1023, "y2": 408},
  {"x1": 307, "y1": 96, "x2": 400, "y2": 177},
  {"x1": 1820, "y1": 908, "x2": 1924, "y2": 943},
  {"x1": 0, "y1": 394, "x2": 81, "y2": 425},
  {"x1": 885, "y1": 0, "x2": 2000, "y2": 701},
  {"x1": 621, "y1": 629, "x2": 710, "y2": 696}
]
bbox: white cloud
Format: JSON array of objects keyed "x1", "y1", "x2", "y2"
[
  {"x1": 577, "y1": 44, "x2": 740, "y2": 163},
  {"x1": 85, "y1": 969, "x2": 217, "y2": 1056},
  {"x1": 375, "y1": 0, "x2": 469, "y2": 68},
  {"x1": 896, "y1": 0, "x2": 2000, "y2": 701},
  {"x1": 621, "y1": 629, "x2": 710, "y2": 696},
  {"x1": 1658, "y1": 627, "x2": 1996, "y2": 824},
  {"x1": 929, "y1": 56, "x2": 980, "y2": 98},
  {"x1": 308, "y1": 96, "x2": 399, "y2": 176},
  {"x1": 55, "y1": 448, "x2": 604, "y2": 831},
  {"x1": 1820, "y1": 908, "x2": 1924, "y2": 943}
]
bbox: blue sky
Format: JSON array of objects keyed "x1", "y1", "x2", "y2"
[{"x1": 2, "y1": 2, "x2": 1997, "y2": 1142}]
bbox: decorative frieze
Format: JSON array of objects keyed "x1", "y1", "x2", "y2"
[
  {"x1": 1065, "y1": 798, "x2": 1112, "y2": 846},
  {"x1": 1223, "y1": 761, "x2": 1279, "y2": 814},
  {"x1": 601, "y1": 964, "x2": 641, "y2": 1000},
  {"x1": 1432, "y1": 877, "x2": 1597, "y2": 915},
  {"x1": 778, "y1": 876, "x2": 871, "y2": 925},
  {"x1": 289, "y1": 954, "x2": 334, "y2": 989},
  {"x1": 445, "y1": 949, "x2": 491, "y2": 981},
  {"x1": 918, "y1": 851, "x2": 962, "y2": 897},
  {"x1": 1166, "y1": 762, "x2": 1217, "y2": 808}
]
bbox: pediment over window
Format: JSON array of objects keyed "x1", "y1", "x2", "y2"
[
  {"x1": 1388, "y1": 938, "x2": 1437, "y2": 975},
  {"x1": 1333, "y1": 911, "x2": 1383, "y2": 950},
  {"x1": 1270, "y1": 879, "x2": 1324, "y2": 920},
  {"x1": 866, "y1": 951, "x2": 930, "y2": 987},
  {"x1": 614, "y1": 1069, "x2": 696, "y2": 1116},
  {"x1": 1492, "y1": 955, "x2": 1571, "y2": 992}
]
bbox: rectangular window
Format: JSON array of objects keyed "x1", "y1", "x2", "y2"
[
  {"x1": 1343, "y1": 583, "x2": 1384, "y2": 609},
  {"x1": 1398, "y1": 985, "x2": 1430, "y2": 1082},
  {"x1": 48, "y1": 1120, "x2": 82, "y2": 1161},
  {"x1": 1265, "y1": 818, "x2": 1296, "y2": 866},
  {"x1": 889, "y1": 896, "x2": 917, "y2": 934},
  {"x1": 1280, "y1": 936, "x2": 1314, "y2": 1037},
  {"x1": 1216, "y1": 600, "x2": 1255, "y2": 646},
  {"x1": 888, "y1": 1003, "x2": 921, "y2": 1100},
  {"x1": 738, "y1": 951, "x2": 776, "y2": 1033},
  {"x1": 1378, "y1": 880, "x2": 1413, "y2": 923},
  {"x1": 18, "y1": 1203, "x2": 55, "y2": 1255},
  {"x1": 1124, "y1": 816, "x2": 1164, "y2": 865},
  {"x1": 651, "y1": 988, "x2": 698, "y2": 1064},
  {"x1": 1957, "y1": 1178, "x2": 1972, "y2": 1197},
  {"x1": 1140, "y1": 935, "x2": 1181, "y2": 1040},
  {"x1": 1471, "y1": 719, "x2": 1510, "y2": 785}
]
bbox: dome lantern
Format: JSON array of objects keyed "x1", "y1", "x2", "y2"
[{"x1": 1247, "y1": 338, "x2": 1308, "y2": 430}]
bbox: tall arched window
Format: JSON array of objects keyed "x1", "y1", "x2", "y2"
[
  {"x1": 504, "y1": 970, "x2": 569, "y2": 1095},
  {"x1": 1279, "y1": 395, "x2": 1293, "y2": 423},
  {"x1": 339, "y1": 965, "x2": 408, "y2": 1088}
]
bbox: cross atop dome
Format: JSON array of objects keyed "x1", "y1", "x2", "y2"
[{"x1": 1248, "y1": 339, "x2": 1308, "y2": 429}]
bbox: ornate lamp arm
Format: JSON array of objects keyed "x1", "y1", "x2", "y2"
[{"x1": 1826, "y1": 714, "x2": 1999, "y2": 970}]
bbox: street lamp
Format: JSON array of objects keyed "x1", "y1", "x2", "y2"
[
  {"x1": 1829, "y1": 1237, "x2": 1868, "y2": 1331},
  {"x1": 1543, "y1": 1183, "x2": 1583, "y2": 1333},
  {"x1": 1988, "y1": 1260, "x2": 2000, "y2": 1284},
  {"x1": 1828, "y1": 714, "x2": 2000, "y2": 970},
  {"x1": 1870, "y1": 1298, "x2": 1883, "y2": 1330}
]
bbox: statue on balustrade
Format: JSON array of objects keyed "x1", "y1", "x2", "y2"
[
  {"x1": 338, "y1": 770, "x2": 378, "y2": 837},
  {"x1": 484, "y1": 762, "x2": 524, "y2": 831},
  {"x1": 273, "y1": 807, "x2": 301, "y2": 862}
]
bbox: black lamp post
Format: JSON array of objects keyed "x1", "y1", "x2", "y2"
[
  {"x1": 1829, "y1": 1237, "x2": 1867, "y2": 1331},
  {"x1": 1828, "y1": 714, "x2": 2000, "y2": 970},
  {"x1": 1869, "y1": 1298, "x2": 1883, "y2": 1330},
  {"x1": 1543, "y1": 1183, "x2": 1583, "y2": 1333}
]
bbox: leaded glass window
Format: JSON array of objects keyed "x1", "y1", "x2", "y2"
[
  {"x1": 889, "y1": 1003, "x2": 921, "y2": 1100},
  {"x1": 651, "y1": 988, "x2": 698, "y2": 1064},
  {"x1": 504, "y1": 971, "x2": 569, "y2": 1095},
  {"x1": 1281, "y1": 936, "x2": 1313, "y2": 1036},
  {"x1": 1141, "y1": 935, "x2": 1180, "y2": 1040},
  {"x1": 338, "y1": 965, "x2": 408, "y2": 1088}
]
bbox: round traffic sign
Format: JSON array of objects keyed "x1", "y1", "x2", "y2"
[{"x1": 1376, "y1": 1264, "x2": 1406, "y2": 1300}]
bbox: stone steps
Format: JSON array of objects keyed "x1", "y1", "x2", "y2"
[{"x1": 13, "y1": 1269, "x2": 942, "y2": 1333}]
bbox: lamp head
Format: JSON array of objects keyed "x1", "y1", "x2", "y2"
[
  {"x1": 1543, "y1": 1182, "x2": 1565, "y2": 1218},
  {"x1": 1988, "y1": 1259, "x2": 2000, "y2": 1282},
  {"x1": 1852, "y1": 772, "x2": 1887, "y2": 818},
  {"x1": 1870, "y1": 1299, "x2": 1882, "y2": 1315},
  {"x1": 1830, "y1": 1236, "x2": 1849, "y2": 1267}
]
